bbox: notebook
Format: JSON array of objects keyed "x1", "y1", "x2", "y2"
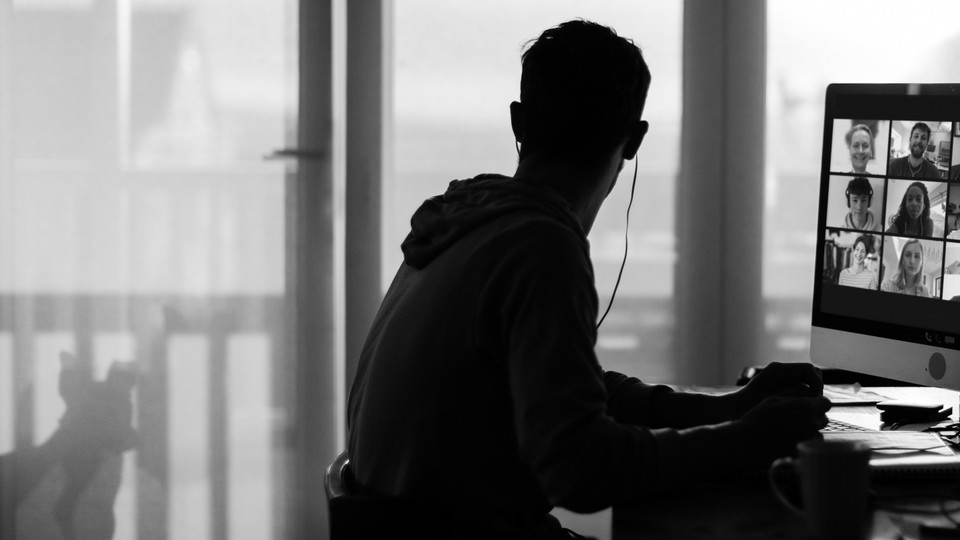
[
  {"x1": 819, "y1": 377, "x2": 960, "y2": 480},
  {"x1": 824, "y1": 431, "x2": 960, "y2": 481}
]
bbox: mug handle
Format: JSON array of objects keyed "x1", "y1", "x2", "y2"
[{"x1": 768, "y1": 457, "x2": 803, "y2": 517}]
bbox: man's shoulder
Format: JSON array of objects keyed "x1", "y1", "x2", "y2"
[
  {"x1": 475, "y1": 213, "x2": 589, "y2": 283},
  {"x1": 492, "y1": 209, "x2": 582, "y2": 244},
  {"x1": 496, "y1": 215, "x2": 586, "y2": 264},
  {"x1": 886, "y1": 157, "x2": 904, "y2": 175}
]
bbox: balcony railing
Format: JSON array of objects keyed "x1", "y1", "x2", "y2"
[{"x1": 1, "y1": 293, "x2": 288, "y2": 540}]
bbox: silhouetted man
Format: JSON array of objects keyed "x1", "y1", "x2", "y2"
[{"x1": 347, "y1": 19, "x2": 828, "y2": 539}]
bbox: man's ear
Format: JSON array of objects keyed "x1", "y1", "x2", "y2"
[
  {"x1": 509, "y1": 101, "x2": 524, "y2": 143},
  {"x1": 622, "y1": 120, "x2": 648, "y2": 160}
]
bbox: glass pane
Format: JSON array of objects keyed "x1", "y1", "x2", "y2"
[
  {"x1": 1, "y1": 1, "x2": 295, "y2": 539},
  {"x1": 765, "y1": 0, "x2": 960, "y2": 363},
  {"x1": 390, "y1": 1, "x2": 682, "y2": 382}
]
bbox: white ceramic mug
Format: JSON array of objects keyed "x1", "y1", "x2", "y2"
[{"x1": 769, "y1": 439, "x2": 871, "y2": 540}]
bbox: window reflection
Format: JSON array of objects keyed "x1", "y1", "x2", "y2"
[{"x1": 2, "y1": 1, "x2": 292, "y2": 539}]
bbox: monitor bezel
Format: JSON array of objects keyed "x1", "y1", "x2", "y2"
[{"x1": 810, "y1": 83, "x2": 960, "y2": 388}]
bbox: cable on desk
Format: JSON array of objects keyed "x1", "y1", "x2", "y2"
[
  {"x1": 925, "y1": 423, "x2": 960, "y2": 449},
  {"x1": 873, "y1": 493, "x2": 960, "y2": 526}
]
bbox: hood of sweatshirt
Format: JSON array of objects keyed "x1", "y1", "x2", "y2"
[{"x1": 400, "y1": 174, "x2": 585, "y2": 270}]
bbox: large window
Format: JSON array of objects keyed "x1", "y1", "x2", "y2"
[
  {"x1": 390, "y1": 1, "x2": 682, "y2": 382},
  {"x1": 2, "y1": 1, "x2": 299, "y2": 539},
  {"x1": 764, "y1": 0, "x2": 960, "y2": 364}
]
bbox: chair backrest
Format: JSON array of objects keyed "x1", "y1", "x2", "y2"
[
  {"x1": 324, "y1": 451, "x2": 351, "y2": 502},
  {"x1": 324, "y1": 451, "x2": 452, "y2": 539}
]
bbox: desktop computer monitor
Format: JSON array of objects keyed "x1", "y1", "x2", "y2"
[{"x1": 811, "y1": 83, "x2": 960, "y2": 389}]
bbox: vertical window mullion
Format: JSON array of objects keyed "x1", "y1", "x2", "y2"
[{"x1": 677, "y1": 0, "x2": 766, "y2": 385}]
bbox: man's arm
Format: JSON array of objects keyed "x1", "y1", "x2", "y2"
[
  {"x1": 606, "y1": 362, "x2": 823, "y2": 429},
  {"x1": 604, "y1": 371, "x2": 737, "y2": 428},
  {"x1": 497, "y1": 222, "x2": 828, "y2": 508},
  {"x1": 605, "y1": 366, "x2": 830, "y2": 481},
  {"x1": 670, "y1": 394, "x2": 831, "y2": 480},
  {"x1": 496, "y1": 224, "x2": 689, "y2": 510}
]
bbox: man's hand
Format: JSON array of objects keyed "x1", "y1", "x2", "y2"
[
  {"x1": 736, "y1": 395, "x2": 832, "y2": 466},
  {"x1": 680, "y1": 394, "x2": 831, "y2": 477},
  {"x1": 732, "y1": 362, "x2": 823, "y2": 419}
]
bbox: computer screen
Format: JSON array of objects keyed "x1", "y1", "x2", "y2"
[{"x1": 811, "y1": 83, "x2": 960, "y2": 389}]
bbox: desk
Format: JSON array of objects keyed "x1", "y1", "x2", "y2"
[{"x1": 612, "y1": 387, "x2": 960, "y2": 540}]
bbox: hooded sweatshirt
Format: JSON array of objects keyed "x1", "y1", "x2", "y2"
[{"x1": 347, "y1": 174, "x2": 685, "y2": 537}]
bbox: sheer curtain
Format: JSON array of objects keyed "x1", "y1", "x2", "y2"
[{"x1": 0, "y1": 0, "x2": 311, "y2": 538}]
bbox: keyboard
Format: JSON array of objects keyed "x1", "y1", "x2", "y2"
[{"x1": 823, "y1": 418, "x2": 873, "y2": 433}]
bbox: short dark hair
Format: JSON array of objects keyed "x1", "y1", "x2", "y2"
[
  {"x1": 911, "y1": 122, "x2": 931, "y2": 140},
  {"x1": 845, "y1": 176, "x2": 873, "y2": 206},
  {"x1": 518, "y1": 20, "x2": 651, "y2": 161}
]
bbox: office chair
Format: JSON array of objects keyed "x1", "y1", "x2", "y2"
[{"x1": 324, "y1": 451, "x2": 452, "y2": 539}]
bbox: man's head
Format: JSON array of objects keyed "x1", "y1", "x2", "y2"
[
  {"x1": 908, "y1": 122, "x2": 931, "y2": 159},
  {"x1": 512, "y1": 20, "x2": 650, "y2": 164},
  {"x1": 845, "y1": 177, "x2": 873, "y2": 217}
]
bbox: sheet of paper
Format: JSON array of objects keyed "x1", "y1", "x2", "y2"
[
  {"x1": 824, "y1": 384, "x2": 889, "y2": 405},
  {"x1": 825, "y1": 431, "x2": 955, "y2": 457}
]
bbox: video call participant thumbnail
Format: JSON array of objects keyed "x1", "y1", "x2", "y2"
[
  {"x1": 846, "y1": 124, "x2": 873, "y2": 175},
  {"x1": 943, "y1": 243, "x2": 960, "y2": 301},
  {"x1": 844, "y1": 177, "x2": 880, "y2": 231},
  {"x1": 829, "y1": 120, "x2": 889, "y2": 176},
  {"x1": 948, "y1": 185, "x2": 960, "y2": 240},
  {"x1": 888, "y1": 122, "x2": 942, "y2": 180},
  {"x1": 881, "y1": 238, "x2": 932, "y2": 297},
  {"x1": 885, "y1": 180, "x2": 936, "y2": 238},
  {"x1": 951, "y1": 132, "x2": 960, "y2": 180},
  {"x1": 838, "y1": 234, "x2": 879, "y2": 290},
  {"x1": 947, "y1": 203, "x2": 960, "y2": 240}
]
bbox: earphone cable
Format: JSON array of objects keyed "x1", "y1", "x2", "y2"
[{"x1": 597, "y1": 158, "x2": 638, "y2": 330}]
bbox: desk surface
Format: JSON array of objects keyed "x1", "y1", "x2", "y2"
[{"x1": 612, "y1": 386, "x2": 960, "y2": 540}]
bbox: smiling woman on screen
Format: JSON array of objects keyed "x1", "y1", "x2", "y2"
[
  {"x1": 846, "y1": 124, "x2": 874, "y2": 175},
  {"x1": 838, "y1": 235, "x2": 878, "y2": 290},
  {"x1": 886, "y1": 182, "x2": 935, "y2": 238}
]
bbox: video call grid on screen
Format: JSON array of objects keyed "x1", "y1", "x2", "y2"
[{"x1": 814, "y1": 84, "x2": 960, "y2": 346}]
